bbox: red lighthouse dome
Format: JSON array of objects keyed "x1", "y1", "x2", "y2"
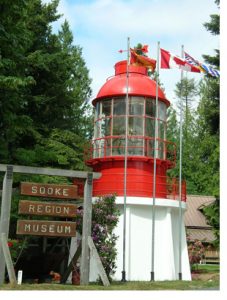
[
  {"x1": 86, "y1": 60, "x2": 185, "y2": 200},
  {"x1": 93, "y1": 61, "x2": 169, "y2": 104}
]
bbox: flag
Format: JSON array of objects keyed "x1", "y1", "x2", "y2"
[
  {"x1": 160, "y1": 48, "x2": 201, "y2": 73},
  {"x1": 119, "y1": 45, "x2": 148, "y2": 54},
  {"x1": 141, "y1": 45, "x2": 149, "y2": 53},
  {"x1": 184, "y1": 52, "x2": 220, "y2": 77},
  {"x1": 130, "y1": 49, "x2": 156, "y2": 71}
]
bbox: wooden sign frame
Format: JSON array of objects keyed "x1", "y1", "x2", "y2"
[{"x1": 0, "y1": 164, "x2": 105, "y2": 286}]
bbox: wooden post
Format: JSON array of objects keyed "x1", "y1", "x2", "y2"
[
  {"x1": 0, "y1": 165, "x2": 13, "y2": 284},
  {"x1": 60, "y1": 243, "x2": 82, "y2": 284},
  {"x1": 80, "y1": 173, "x2": 93, "y2": 285},
  {"x1": 0, "y1": 233, "x2": 17, "y2": 287},
  {"x1": 88, "y1": 236, "x2": 110, "y2": 286}
]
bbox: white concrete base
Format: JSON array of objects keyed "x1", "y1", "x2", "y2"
[{"x1": 90, "y1": 196, "x2": 191, "y2": 281}]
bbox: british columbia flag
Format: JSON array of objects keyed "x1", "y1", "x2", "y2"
[{"x1": 184, "y1": 52, "x2": 220, "y2": 77}]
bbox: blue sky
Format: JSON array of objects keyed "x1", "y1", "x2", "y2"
[{"x1": 44, "y1": 0, "x2": 219, "y2": 107}]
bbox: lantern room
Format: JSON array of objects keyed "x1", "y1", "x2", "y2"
[{"x1": 86, "y1": 60, "x2": 185, "y2": 200}]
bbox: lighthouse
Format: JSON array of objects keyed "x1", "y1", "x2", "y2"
[{"x1": 86, "y1": 60, "x2": 191, "y2": 281}]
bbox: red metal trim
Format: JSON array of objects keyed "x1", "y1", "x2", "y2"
[
  {"x1": 91, "y1": 169, "x2": 186, "y2": 201},
  {"x1": 85, "y1": 136, "x2": 176, "y2": 168}
]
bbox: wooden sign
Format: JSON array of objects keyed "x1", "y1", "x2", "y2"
[
  {"x1": 17, "y1": 220, "x2": 76, "y2": 237},
  {"x1": 20, "y1": 182, "x2": 78, "y2": 199},
  {"x1": 18, "y1": 200, "x2": 77, "y2": 218}
]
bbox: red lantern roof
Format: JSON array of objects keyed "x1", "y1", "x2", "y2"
[{"x1": 92, "y1": 60, "x2": 170, "y2": 106}]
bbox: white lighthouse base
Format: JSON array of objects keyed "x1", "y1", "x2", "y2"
[{"x1": 89, "y1": 196, "x2": 191, "y2": 282}]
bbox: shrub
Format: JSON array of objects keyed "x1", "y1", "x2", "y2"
[
  {"x1": 187, "y1": 237, "x2": 206, "y2": 270},
  {"x1": 75, "y1": 194, "x2": 120, "y2": 281},
  {"x1": 7, "y1": 239, "x2": 28, "y2": 265}
]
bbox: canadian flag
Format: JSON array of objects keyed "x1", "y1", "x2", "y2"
[{"x1": 160, "y1": 48, "x2": 201, "y2": 73}]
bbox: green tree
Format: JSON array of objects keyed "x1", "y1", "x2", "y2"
[
  {"x1": 174, "y1": 77, "x2": 198, "y2": 141},
  {"x1": 168, "y1": 77, "x2": 200, "y2": 194},
  {"x1": 203, "y1": 0, "x2": 220, "y2": 67},
  {"x1": 167, "y1": 107, "x2": 201, "y2": 194},
  {"x1": 166, "y1": 105, "x2": 179, "y2": 145},
  {"x1": 202, "y1": 198, "x2": 219, "y2": 248},
  {"x1": 166, "y1": 105, "x2": 179, "y2": 179},
  {"x1": 0, "y1": 0, "x2": 92, "y2": 171},
  {"x1": 0, "y1": 0, "x2": 35, "y2": 162},
  {"x1": 194, "y1": 0, "x2": 219, "y2": 246},
  {"x1": 197, "y1": 0, "x2": 219, "y2": 193}
]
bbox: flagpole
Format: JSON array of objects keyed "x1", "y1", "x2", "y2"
[
  {"x1": 151, "y1": 41, "x2": 160, "y2": 281},
  {"x1": 178, "y1": 44, "x2": 184, "y2": 281},
  {"x1": 121, "y1": 36, "x2": 130, "y2": 282}
]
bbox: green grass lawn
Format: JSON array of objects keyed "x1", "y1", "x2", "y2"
[
  {"x1": 0, "y1": 264, "x2": 219, "y2": 291},
  {"x1": 0, "y1": 280, "x2": 219, "y2": 291},
  {"x1": 195, "y1": 264, "x2": 220, "y2": 273}
]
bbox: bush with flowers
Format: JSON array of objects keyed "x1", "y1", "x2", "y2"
[
  {"x1": 187, "y1": 236, "x2": 206, "y2": 271},
  {"x1": 7, "y1": 239, "x2": 27, "y2": 265},
  {"x1": 75, "y1": 194, "x2": 120, "y2": 281}
]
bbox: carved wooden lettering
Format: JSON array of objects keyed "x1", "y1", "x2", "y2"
[
  {"x1": 20, "y1": 182, "x2": 78, "y2": 199},
  {"x1": 18, "y1": 200, "x2": 77, "y2": 217},
  {"x1": 17, "y1": 220, "x2": 76, "y2": 237}
]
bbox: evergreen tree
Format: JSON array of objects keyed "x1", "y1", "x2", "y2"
[
  {"x1": 175, "y1": 78, "x2": 198, "y2": 111},
  {"x1": 0, "y1": 0, "x2": 35, "y2": 162},
  {"x1": 174, "y1": 77, "x2": 198, "y2": 141},
  {"x1": 168, "y1": 77, "x2": 200, "y2": 194},
  {"x1": 195, "y1": 0, "x2": 219, "y2": 196},
  {"x1": 166, "y1": 105, "x2": 179, "y2": 145},
  {"x1": 0, "y1": 0, "x2": 92, "y2": 171},
  {"x1": 167, "y1": 104, "x2": 200, "y2": 195},
  {"x1": 194, "y1": 0, "x2": 220, "y2": 246},
  {"x1": 0, "y1": 0, "x2": 94, "y2": 240},
  {"x1": 166, "y1": 105, "x2": 179, "y2": 178}
]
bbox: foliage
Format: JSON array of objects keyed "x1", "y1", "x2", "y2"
[
  {"x1": 0, "y1": 0, "x2": 93, "y2": 171},
  {"x1": 196, "y1": 1, "x2": 219, "y2": 245},
  {"x1": 167, "y1": 0, "x2": 220, "y2": 204},
  {"x1": 187, "y1": 238, "x2": 206, "y2": 270},
  {"x1": 174, "y1": 77, "x2": 198, "y2": 113},
  {"x1": 75, "y1": 195, "x2": 120, "y2": 281},
  {"x1": 7, "y1": 238, "x2": 28, "y2": 265},
  {"x1": 202, "y1": 198, "x2": 220, "y2": 248},
  {"x1": 167, "y1": 81, "x2": 202, "y2": 194},
  {"x1": 0, "y1": 0, "x2": 94, "y2": 241}
]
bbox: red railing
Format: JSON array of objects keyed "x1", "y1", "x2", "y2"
[
  {"x1": 166, "y1": 177, "x2": 187, "y2": 201},
  {"x1": 85, "y1": 136, "x2": 176, "y2": 167}
]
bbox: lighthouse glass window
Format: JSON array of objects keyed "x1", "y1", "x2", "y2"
[
  {"x1": 113, "y1": 98, "x2": 126, "y2": 115},
  {"x1": 102, "y1": 100, "x2": 111, "y2": 117},
  {"x1": 159, "y1": 102, "x2": 166, "y2": 121},
  {"x1": 93, "y1": 97, "x2": 167, "y2": 159},
  {"x1": 146, "y1": 98, "x2": 155, "y2": 117},
  {"x1": 113, "y1": 98, "x2": 126, "y2": 136},
  {"x1": 129, "y1": 97, "x2": 144, "y2": 115}
]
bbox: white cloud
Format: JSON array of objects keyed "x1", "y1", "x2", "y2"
[
  {"x1": 48, "y1": 0, "x2": 219, "y2": 104},
  {"x1": 57, "y1": 0, "x2": 217, "y2": 37}
]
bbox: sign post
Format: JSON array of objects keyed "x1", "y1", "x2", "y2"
[
  {"x1": 0, "y1": 233, "x2": 17, "y2": 287},
  {"x1": 80, "y1": 173, "x2": 93, "y2": 285},
  {"x1": 0, "y1": 165, "x2": 13, "y2": 285}
]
